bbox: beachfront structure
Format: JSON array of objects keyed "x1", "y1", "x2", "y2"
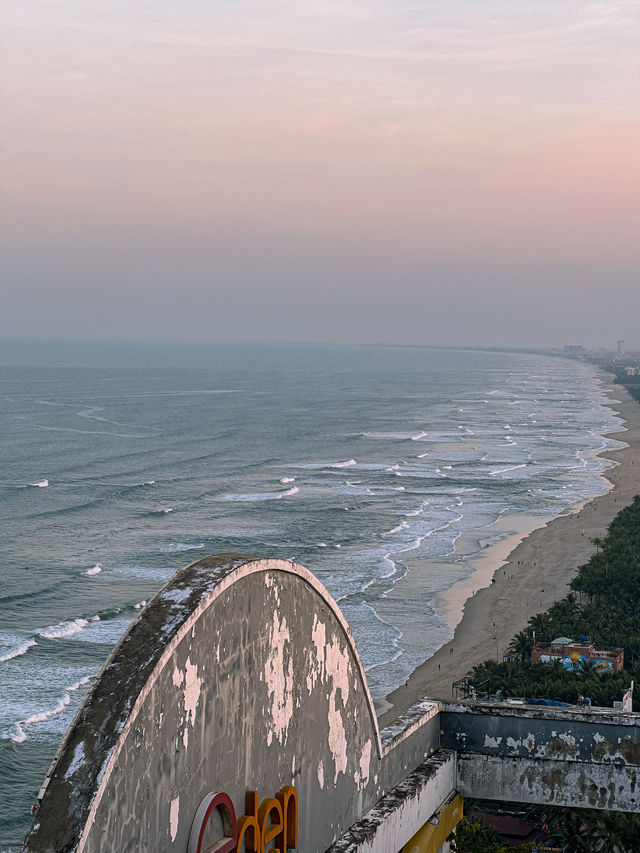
[
  {"x1": 531, "y1": 637, "x2": 624, "y2": 673},
  {"x1": 24, "y1": 556, "x2": 640, "y2": 853}
]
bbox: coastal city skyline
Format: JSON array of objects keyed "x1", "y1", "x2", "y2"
[{"x1": 2, "y1": 1, "x2": 639, "y2": 349}]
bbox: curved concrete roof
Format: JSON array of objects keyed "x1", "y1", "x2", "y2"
[{"x1": 24, "y1": 555, "x2": 385, "y2": 853}]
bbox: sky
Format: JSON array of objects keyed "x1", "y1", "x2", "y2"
[{"x1": 1, "y1": 1, "x2": 639, "y2": 349}]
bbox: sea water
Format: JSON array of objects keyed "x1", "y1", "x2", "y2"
[{"x1": 0, "y1": 339, "x2": 627, "y2": 848}]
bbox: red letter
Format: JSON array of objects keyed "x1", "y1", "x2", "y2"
[{"x1": 188, "y1": 792, "x2": 237, "y2": 853}]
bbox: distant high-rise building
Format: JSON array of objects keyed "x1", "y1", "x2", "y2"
[{"x1": 618, "y1": 340, "x2": 625, "y2": 354}]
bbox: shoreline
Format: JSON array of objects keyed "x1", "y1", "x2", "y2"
[{"x1": 377, "y1": 374, "x2": 640, "y2": 726}]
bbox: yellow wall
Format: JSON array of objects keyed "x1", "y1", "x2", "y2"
[{"x1": 401, "y1": 795, "x2": 463, "y2": 853}]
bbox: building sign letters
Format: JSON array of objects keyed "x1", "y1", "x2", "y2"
[{"x1": 189, "y1": 786, "x2": 298, "y2": 853}]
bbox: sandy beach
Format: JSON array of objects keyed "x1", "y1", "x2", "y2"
[{"x1": 377, "y1": 374, "x2": 640, "y2": 727}]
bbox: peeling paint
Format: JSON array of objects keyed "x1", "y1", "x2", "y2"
[
  {"x1": 359, "y1": 740, "x2": 372, "y2": 788},
  {"x1": 169, "y1": 796, "x2": 179, "y2": 842},
  {"x1": 264, "y1": 610, "x2": 293, "y2": 746},
  {"x1": 558, "y1": 732, "x2": 576, "y2": 747},
  {"x1": 484, "y1": 735, "x2": 503, "y2": 748},
  {"x1": 307, "y1": 615, "x2": 327, "y2": 694},
  {"x1": 183, "y1": 658, "x2": 202, "y2": 727},
  {"x1": 325, "y1": 632, "x2": 351, "y2": 783},
  {"x1": 318, "y1": 760, "x2": 325, "y2": 789}
]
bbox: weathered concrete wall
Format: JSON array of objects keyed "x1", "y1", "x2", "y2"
[
  {"x1": 24, "y1": 556, "x2": 441, "y2": 853},
  {"x1": 457, "y1": 754, "x2": 639, "y2": 812},
  {"x1": 325, "y1": 751, "x2": 456, "y2": 853},
  {"x1": 441, "y1": 702, "x2": 640, "y2": 766},
  {"x1": 442, "y1": 701, "x2": 640, "y2": 812}
]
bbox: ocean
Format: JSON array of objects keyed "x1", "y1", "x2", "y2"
[{"x1": 0, "y1": 339, "x2": 626, "y2": 849}]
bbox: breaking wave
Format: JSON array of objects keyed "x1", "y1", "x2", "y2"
[
  {"x1": 0, "y1": 638, "x2": 37, "y2": 663},
  {"x1": 218, "y1": 486, "x2": 299, "y2": 502}
]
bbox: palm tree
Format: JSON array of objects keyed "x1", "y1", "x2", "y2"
[
  {"x1": 508, "y1": 630, "x2": 533, "y2": 663},
  {"x1": 546, "y1": 807, "x2": 590, "y2": 851},
  {"x1": 589, "y1": 809, "x2": 640, "y2": 852},
  {"x1": 528, "y1": 613, "x2": 553, "y2": 643},
  {"x1": 547, "y1": 658, "x2": 566, "y2": 678},
  {"x1": 548, "y1": 593, "x2": 582, "y2": 627}
]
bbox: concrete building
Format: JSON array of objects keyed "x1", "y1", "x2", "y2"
[
  {"x1": 531, "y1": 637, "x2": 624, "y2": 673},
  {"x1": 23, "y1": 556, "x2": 640, "y2": 853}
]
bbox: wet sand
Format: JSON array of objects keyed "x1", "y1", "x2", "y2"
[{"x1": 377, "y1": 377, "x2": 640, "y2": 727}]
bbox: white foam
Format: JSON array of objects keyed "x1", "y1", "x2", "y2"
[
  {"x1": 11, "y1": 723, "x2": 27, "y2": 743},
  {"x1": 10, "y1": 675, "x2": 94, "y2": 742},
  {"x1": 23, "y1": 692, "x2": 71, "y2": 725},
  {"x1": 295, "y1": 459, "x2": 356, "y2": 469},
  {"x1": 366, "y1": 431, "x2": 428, "y2": 441},
  {"x1": 29, "y1": 479, "x2": 49, "y2": 488},
  {"x1": 0, "y1": 638, "x2": 37, "y2": 663},
  {"x1": 385, "y1": 521, "x2": 409, "y2": 536},
  {"x1": 133, "y1": 600, "x2": 147, "y2": 609},
  {"x1": 218, "y1": 486, "x2": 299, "y2": 502},
  {"x1": 406, "y1": 501, "x2": 429, "y2": 517},
  {"x1": 490, "y1": 464, "x2": 527, "y2": 477},
  {"x1": 280, "y1": 477, "x2": 296, "y2": 484},
  {"x1": 161, "y1": 507, "x2": 174, "y2": 513},
  {"x1": 39, "y1": 618, "x2": 89, "y2": 640},
  {"x1": 83, "y1": 564, "x2": 102, "y2": 576},
  {"x1": 67, "y1": 675, "x2": 93, "y2": 692}
]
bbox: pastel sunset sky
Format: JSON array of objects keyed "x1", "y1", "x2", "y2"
[{"x1": 1, "y1": 1, "x2": 638, "y2": 347}]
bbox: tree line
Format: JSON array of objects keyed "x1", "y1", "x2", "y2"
[
  {"x1": 450, "y1": 495, "x2": 640, "y2": 850},
  {"x1": 468, "y1": 495, "x2": 640, "y2": 710}
]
